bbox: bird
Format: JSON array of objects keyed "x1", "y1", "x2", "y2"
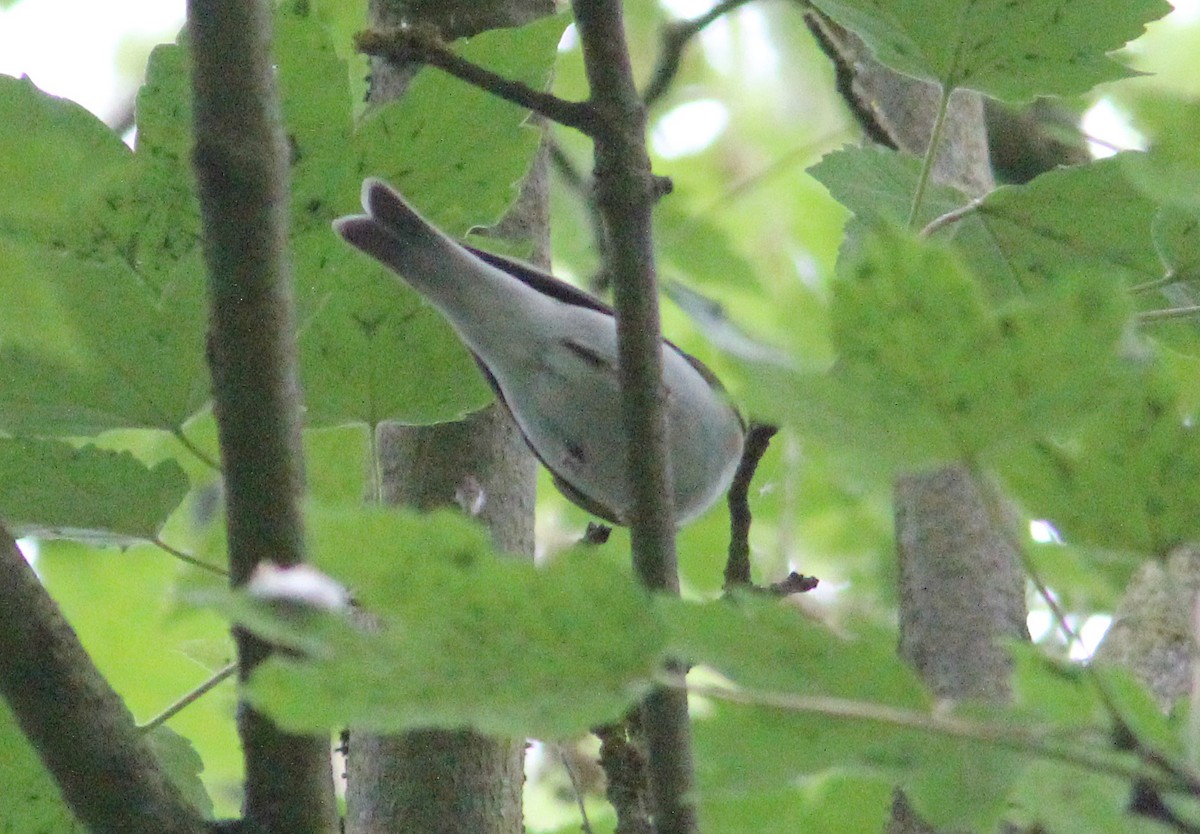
[{"x1": 333, "y1": 178, "x2": 745, "y2": 526}]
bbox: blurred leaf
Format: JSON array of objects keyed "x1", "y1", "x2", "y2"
[
  {"x1": 1152, "y1": 206, "x2": 1200, "y2": 279},
  {"x1": 208, "y1": 507, "x2": 663, "y2": 739},
  {"x1": 1010, "y1": 761, "x2": 1178, "y2": 834},
  {"x1": 1122, "y1": 93, "x2": 1200, "y2": 213},
  {"x1": 811, "y1": 0, "x2": 1169, "y2": 101},
  {"x1": 37, "y1": 541, "x2": 240, "y2": 810},
  {"x1": 807, "y1": 144, "x2": 966, "y2": 230},
  {"x1": 672, "y1": 596, "x2": 1018, "y2": 830},
  {"x1": 0, "y1": 439, "x2": 188, "y2": 544},
  {"x1": 737, "y1": 222, "x2": 1133, "y2": 476},
  {"x1": 999, "y1": 370, "x2": 1200, "y2": 555},
  {"x1": 699, "y1": 774, "x2": 894, "y2": 834}
]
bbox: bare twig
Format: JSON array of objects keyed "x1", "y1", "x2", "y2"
[
  {"x1": 556, "y1": 744, "x2": 597, "y2": 834},
  {"x1": 642, "y1": 0, "x2": 757, "y2": 107},
  {"x1": 0, "y1": 527, "x2": 209, "y2": 834},
  {"x1": 152, "y1": 536, "x2": 228, "y2": 576},
  {"x1": 141, "y1": 662, "x2": 237, "y2": 733},
  {"x1": 725, "y1": 421, "x2": 778, "y2": 588},
  {"x1": 355, "y1": 27, "x2": 600, "y2": 134},
  {"x1": 188, "y1": 0, "x2": 337, "y2": 830}
]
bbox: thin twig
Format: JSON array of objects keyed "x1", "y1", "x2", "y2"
[
  {"x1": 571, "y1": 1, "x2": 697, "y2": 831},
  {"x1": 682, "y1": 679, "x2": 1199, "y2": 796},
  {"x1": 642, "y1": 0, "x2": 757, "y2": 107},
  {"x1": 152, "y1": 536, "x2": 228, "y2": 576},
  {"x1": 725, "y1": 422, "x2": 778, "y2": 588},
  {"x1": 355, "y1": 27, "x2": 600, "y2": 134},
  {"x1": 140, "y1": 663, "x2": 237, "y2": 733},
  {"x1": 555, "y1": 744, "x2": 596, "y2": 834}
]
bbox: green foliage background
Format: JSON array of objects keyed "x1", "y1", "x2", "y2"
[{"x1": 2, "y1": 0, "x2": 1200, "y2": 831}]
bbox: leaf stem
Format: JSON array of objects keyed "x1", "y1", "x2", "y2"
[
  {"x1": 906, "y1": 83, "x2": 954, "y2": 231},
  {"x1": 140, "y1": 662, "x2": 237, "y2": 733}
]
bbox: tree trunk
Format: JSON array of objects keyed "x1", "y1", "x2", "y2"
[{"x1": 344, "y1": 3, "x2": 550, "y2": 832}]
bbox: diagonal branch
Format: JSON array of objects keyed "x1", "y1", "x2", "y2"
[
  {"x1": 355, "y1": 27, "x2": 601, "y2": 134},
  {"x1": 188, "y1": 1, "x2": 337, "y2": 832},
  {"x1": 0, "y1": 527, "x2": 209, "y2": 834},
  {"x1": 641, "y1": 0, "x2": 757, "y2": 107}
]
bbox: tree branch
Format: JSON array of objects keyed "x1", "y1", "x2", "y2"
[
  {"x1": 724, "y1": 422, "x2": 777, "y2": 588},
  {"x1": 641, "y1": 0, "x2": 756, "y2": 107},
  {"x1": 569, "y1": 2, "x2": 696, "y2": 832},
  {"x1": 354, "y1": 27, "x2": 601, "y2": 134},
  {"x1": 0, "y1": 527, "x2": 209, "y2": 834},
  {"x1": 187, "y1": 1, "x2": 337, "y2": 831}
]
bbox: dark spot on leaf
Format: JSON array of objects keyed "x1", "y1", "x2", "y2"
[
  {"x1": 306, "y1": 198, "x2": 322, "y2": 215},
  {"x1": 953, "y1": 396, "x2": 971, "y2": 414}
]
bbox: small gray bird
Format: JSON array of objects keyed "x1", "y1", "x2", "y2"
[{"x1": 334, "y1": 178, "x2": 745, "y2": 525}]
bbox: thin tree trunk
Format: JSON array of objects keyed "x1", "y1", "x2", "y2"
[
  {"x1": 807, "y1": 16, "x2": 1030, "y2": 833},
  {"x1": 344, "y1": 3, "x2": 550, "y2": 832}
]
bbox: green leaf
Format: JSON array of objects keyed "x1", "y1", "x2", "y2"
[
  {"x1": 1122, "y1": 93, "x2": 1200, "y2": 213},
  {"x1": 737, "y1": 222, "x2": 1133, "y2": 474},
  {"x1": 673, "y1": 598, "x2": 1019, "y2": 830},
  {"x1": 807, "y1": 145, "x2": 967, "y2": 231},
  {"x1": 1010, "y1": 761, "x2": 1178, "y2": 834},
  {"x1": 999, "y1": 370, "x2": 1200, "y2": 555},
  {"x1": 1152, "y1": 206, "x2": 1200, "y2": 279},
  {"x1": 0, "y1": 439, "x2": 189, "y2": 544},
  {"x1": 810, "y1": 0, "x2": 1169, "y2": 101},
  {"x1": 0, "y1": 74, "x2": 130, "y2": 237},
  {"x1": 963, "y1": 155, "x2": 1162, "y2": 298},
  {"x1": 0, "y1": 69, "x2": 210, "y2": 436},
  {"x1": 216, "y1": 507, "x2": 663, "y2": 739},
  {"x1": 0, "y1": 698, "x2": 85, "y2": 833},
  {"x1": 292, "y1": 13, "x2": 568, "y2": 427},
  {"x1": 699, "y1": 775, "x2": 894, "y2": 834}
]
